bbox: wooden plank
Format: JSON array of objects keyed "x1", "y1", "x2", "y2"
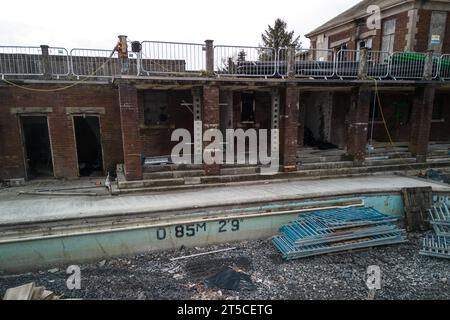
[{"x1": 402, "y1": 187, "x2": 432, "y2": 231}]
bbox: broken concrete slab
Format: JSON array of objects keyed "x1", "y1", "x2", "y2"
[{"x1": 3, "y1": 282, "x2": 35, "y2": 300}]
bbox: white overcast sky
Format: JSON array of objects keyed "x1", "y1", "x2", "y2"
[{"x1": 1, "y1": 0, "x2": 361, "y2": 49}]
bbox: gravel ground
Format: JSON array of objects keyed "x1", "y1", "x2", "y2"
[{"x1": 0, "y1": 232, "x2": 448, "y2": 300}]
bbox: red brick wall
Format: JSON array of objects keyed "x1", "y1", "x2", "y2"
[
  {"x1": 415, "y1": 9, "x2": 432, "y2": 52},
  {"x1": 0, "y1": 88, "x2": 24, "y2": 179},
  {"x1": 322, "y1": 11, "x2": 409, "y2": 52},
  {"x1": 118, "y1": 83, "x2": 142, "y2": 180},
  {"x1": 328, "y1": 28, "x2": 356, "y2": 50},
  {"x1": 371, "y1": 92, "x2": 413, "y2": 143},
  {"x1": 281, "y1": 86, "x2": 300, "y2": 170},
  {"x1": 430, "y1": 93, "x2": 450, "y2": 142},
  {"x1": 138, "y1": 90, "x2": 193, "y2": 157},
  {"x1": 443, "y1": 13, "x2": 450, "y2": 54},
  {"x1": 363, "y1": 92, "x2": 449, "y2": 143},
  {"x1": 0, "y1": 85, "x2": 123, "y2": 180},
  {"x1": 392, "y1": 12, "x2": 409, "y2": 52}
]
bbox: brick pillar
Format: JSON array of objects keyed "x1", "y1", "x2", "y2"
[
  {"x1": 347, "y1": 85, "x2": 371, "y2": 165},
  {"x1": 118, "y1": 83, "x2": 142, "y2": 181},
  {"x1": 409, "y1": 85, "x2": 436, "y2": 163},
  {"x1": 202, "y1": 85, "x2": 221, "y2": 176},
  {"x1": 281, "y1": 85, "x2": 300, "y2": 172}
]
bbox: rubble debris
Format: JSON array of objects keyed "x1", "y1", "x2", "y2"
[
  {"x1": 0, "y1": 238, "x2": 448, "y2": 300},
  {"x1": 3, "y1": 282, "x2": 61, "y2": 300},
  {"x1": 419, "y1": 201, "x2": 450, "y2": 259},
  {"x1": 205, "y1": 267, "x2": 256, "y2": 291},
  {"x1": 418, "y1": 169, "x2": 450, "y2": 184},
  {"x1": 272, "y1": 207, "x2": 407, "y2": 260},
  {"x1": 170, "y1": 247, "x2": 237, "y2": 262}
]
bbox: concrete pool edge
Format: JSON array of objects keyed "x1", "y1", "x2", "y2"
[{"x1": 1, "y1": 190, "x2": 447, "y2": 273}]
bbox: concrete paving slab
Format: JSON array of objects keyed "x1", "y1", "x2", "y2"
[{"x1": 0, "y1": 175, "x2": 449, "y2": 226}]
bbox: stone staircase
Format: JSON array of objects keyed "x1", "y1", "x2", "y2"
[{"x1": 115, "y1": 145, "x2": 450, "y2": 194}]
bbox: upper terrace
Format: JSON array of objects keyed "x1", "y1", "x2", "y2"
[{"x1": 1, "y1": 37, "x2": 450, "y2": 84}]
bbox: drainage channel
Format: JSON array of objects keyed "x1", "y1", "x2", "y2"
[{"x1": 0, "y1": 193, "x2": 409, "y2": 273}]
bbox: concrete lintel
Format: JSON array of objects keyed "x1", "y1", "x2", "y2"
[
  {"x1": 330, "y1": 37, "x2": 351, "y2": 49},
  {"x1": 10, "y1": 107, "x2": 53, "y2": 114},
  {"x1": 65, "y1": 107, "x2": 106, "y2": 115}
]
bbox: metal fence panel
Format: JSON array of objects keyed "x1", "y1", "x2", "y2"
[
  {"x1": 367, "y1": 50, "x2": 390, "y2": 79},
  {"x1": 215, "y1": 45, "x2": 276, "y2": 77},
  {"x1": 140, "y1": 41, "x2": 205, "y2": 75},
  {"x1": 278, "y1": 48, "x2": 335, "y2": 78},
  {"x1": 388, "y1": 52, "x2": 427, "y2": 79},
  {"x1": 335, "y1": 50, "x2": 360, "y2": 79},
  {"x1": 70, "y1": 48, "x2": 120, "y2": 78},
  {"x1": 48, "y1": 47, "x2": 70, "y2": 77},
  {"x1": 0, "y1": 46, "x2": 43, "y2": 76},
  {"x1": 439, "y1": 54, "x2": 450, "y2": 80}
]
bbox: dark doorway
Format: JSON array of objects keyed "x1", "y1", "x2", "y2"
[
  {"x1": 73, "y1": 116, "x2": 103, "y2": 177},
  {"x1": 20, "y1": 116, "x2": 54, "y2": 179}
]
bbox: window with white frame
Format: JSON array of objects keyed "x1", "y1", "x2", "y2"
[{"x1": 381, "y1": 19, "x2": 396, "y2": 54}]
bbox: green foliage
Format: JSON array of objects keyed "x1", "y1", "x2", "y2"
[{"x1": 260, "y1": 18, "x2": 301, "y2": 60}]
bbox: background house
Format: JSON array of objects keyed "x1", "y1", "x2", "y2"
[{"x1": 306, "y1": 0, "x2": 450, "y2": 55}]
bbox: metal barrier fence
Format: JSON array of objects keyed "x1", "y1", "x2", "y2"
[
  {"x1": 48, "y1": 47, "x2": 70, "y2": 77},
  {"x1": 140, "y1": 41, "x2": 205, "y2": 75},
  {"x1": 3, "y1": 43, "x2": 450, "y2": 81},
  {"x1": 335, "y1": 50, "x2": 360, "y2": 79},
  {"x1": 214, "y1": 45, "x2": 277, "y2": 77},
  {"x1": 278, "y1": 48, "x2": 335, "y2": 78},
  {"x1": 0, "y1": 46, "x2": 43, "y2": 76},
  {"x1": 70, "y1": 48, "x2": 120, "y2": 78},
  {"x1": 439, "y1": 54, "x2": 450, "y2": 80},
  {"x1": 367, "y1": 50, "x2": 390, "y2": 79},
  {"x1": 389, "y1": 52, "x2": 427, "y2": 79}
]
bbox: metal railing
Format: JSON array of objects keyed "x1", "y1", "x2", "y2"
[
  {"x1": 439, "y1": 54, "x2": 450, "y2": 80},
  {"x1": 389, "y1": 52, "x2": 427, "y2": 79},
  {"x1": 278, "y1": 48, "x2": 335, "y2": 78},
  {"x1": 48, "y1": 47, "x2": 70, "y2": 77},
  {"x1": 367, "y1": 50, "x2": 390, "y2": 79},
  {"x1": 335, "y1": 50, "x2": 360, "y2": 79},
  {"x1": 70, "y1": 48, "x2": 120, "y2": 78},
  {"x1": 3, "y1": 42, "x2": 450, "y2": 81},
  {"x1": 0, "y1": 46, "x2": 43, "y2": 76},
  {"x1": 140, "y1": 41, "x2": 205, "y2": 75},
  {"x1": 214, "y1": 45, "x2": 277, "y2": 77}
]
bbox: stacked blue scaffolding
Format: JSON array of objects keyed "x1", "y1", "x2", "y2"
[
  {"x1": 420, "y1": 202, "x2": 450, "y2": 259},
  {"x1": 272, "y1": 207, "x2": 407, "y2": 260}
]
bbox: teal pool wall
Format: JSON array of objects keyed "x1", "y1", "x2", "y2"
[{"x1": 0, "y1": 193, "x2": 407, "y2": 273}]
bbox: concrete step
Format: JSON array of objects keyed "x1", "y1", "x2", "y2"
[
  {"x1": 427, "y1": 157, "x2": 450, "y2": 163},
  {"x1": 216, "y1": 160, "x2": 450, "y2": 183},
  {"x1": 118, "y1": 159, "x2": 450, "y2": 193},
  {"x1": 143, "y1": 163, "x2": 203, "y2": 173},
  {"x1": 298, "y1": 155, "x2": 345, "y2": 163},
  {"x1": 298, "y1": 161, "x2": 354, "y2": 171},
  {"x1": 118, "y1": 178, "x2": 185, "y2": 189},
  {"x1": 143, "y1": 169, "x2": 205, "y2": 180},
  {"x1": 363, "y1": 157, "x2": 417, "y2": 166},
  {"x1": 220, "y1": 167, "x2": 260, "y2": 175}
]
